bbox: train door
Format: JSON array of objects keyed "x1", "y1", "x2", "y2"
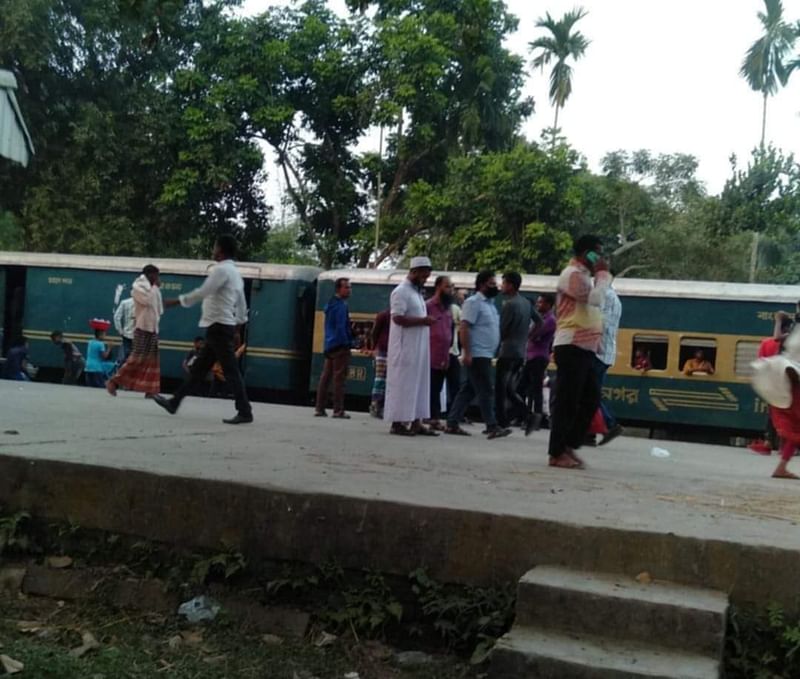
[{"x1": 2, "y1": 265, "x2": 25, "y2": 355}]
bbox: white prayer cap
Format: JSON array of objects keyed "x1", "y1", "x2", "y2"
[{"x1": 409, "y1": 256, "x2": 432, "y2": 270}]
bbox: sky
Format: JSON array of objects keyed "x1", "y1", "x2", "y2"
[{"x1": 240, "y1": 0, "x2": 800, "y2": 199}]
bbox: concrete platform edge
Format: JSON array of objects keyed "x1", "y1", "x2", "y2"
[{"x1": 1, "y1": 454, "x2": 798, "y2": 612}]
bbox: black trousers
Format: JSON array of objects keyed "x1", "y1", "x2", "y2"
[
  {"x1": 495, "y1": 357, "x2": 527, "y2": 427},
  {"x1": 524, "y1": 356, "x2": 549, "y2": 415},
  {"x1": 547, "y1": 345, "x2": 599, "y2": 457},
  {"x1": 445, "y1": 354, "x2": 461, "y2": 415},
  {"x1": 430, "y1": 368, "x2": 447, "y2": 419},
  {"x1": 172, "y1": 323, "x2": 252, "y2": 417}
]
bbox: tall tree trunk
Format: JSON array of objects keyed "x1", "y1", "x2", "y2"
[
  {"x1": 760, "y1": 91, "x2": 768, "y2": 148},
  {"x1": 552, "y1": 105, "x2": 560, "y2": 148}
]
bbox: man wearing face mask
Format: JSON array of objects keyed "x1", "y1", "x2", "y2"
[
  {"x1": 445, "y1": 271, "x2": 510, "y2": 440},
  {"x1": 384, "y1": 256, "x2": 437, "y2": 436},
  {"x1": 425, "y1": 275, "x2": 454, "y2": 430},
  {"x1": 547, "y1": 234, "x2": 611, "y2": 469}
]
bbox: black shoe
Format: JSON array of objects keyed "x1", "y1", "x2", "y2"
[
  {"x1": 487, "y1": 426, "x2": 512, "y2": 440},
  {"x1": 584, "y1": 434, "x2": 597, "y2": 447},
  {"x1": 525, "y1": 413, "x2": 542, "y2": 437},
  {"x1": 153, "y1": 395, "x2": 177, "y2": 415},
  {"x1": 599, "y1": 424, "x2": 623, "y2": 446},
  {"x1": 223, "y1": 414, "x2": 253, "y2": 425}
]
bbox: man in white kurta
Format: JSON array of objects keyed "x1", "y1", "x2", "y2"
[{"x1": 384, "y1": 257, "x2": 436, "y2": 435}]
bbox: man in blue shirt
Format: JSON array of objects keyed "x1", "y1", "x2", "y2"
[
  {"x1": 315, "y1": 277, "x2": 353, "y2": 418},
  {"x1": 2, "y1": 337, "x2": 30, "y2": 381},
  {"x1": 445, "y1": 271, "x2": 510, "y2": 439}
]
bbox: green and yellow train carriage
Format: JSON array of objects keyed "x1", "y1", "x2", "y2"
[
  {"x1": 0, "y1": 252, "x2": 320, "y2": 396},
  {"x1": 312, "y1": 269, "x2": 800, "y2": 434}
]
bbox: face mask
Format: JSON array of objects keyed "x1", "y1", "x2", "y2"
[{"x1": 484, "y1": 285, "x2": 499, "y2": 298}]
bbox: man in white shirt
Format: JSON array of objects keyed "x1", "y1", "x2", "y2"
[
  {"x1": 113, "y1": 296, "x2": 135, "y2": 363},
  {"x1": 154, "y1": 234, "x2": 253, "y2": 424}
]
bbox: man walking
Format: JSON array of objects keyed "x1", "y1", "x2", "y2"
[
  {"x1": 50, "y1": 331, "x2": 85, "y2": 385},
  {"x1": 426, "y1": 275, "x2": 454, "y2": 430},
  {"x1": 384, "y1": 257, "x2": 436, "y2": 436},
  {"x1": 106, "y1": 265, "x2": 163, "y2": 398},
  {"x1": 446, "y1": 271, "x2": 510, "y2": 440},
  {"x1": 594, "y1": 274, "x2": 623, "y2": 445},
  {"x1": 113, "y1": 294, "x2": 135, "y2": 365},
  {"x1": 314, "y1": 277, "x2": 353, "y2": 418},
  {"x1": 495, "y1": 271, "x2": 538, "y2": 429},
  {"x1": 154, "y1": 234, "x2": 253, "y2": 424},
  {"x1": 547, "y1": 235, "x2": 610, "y2": 468}
]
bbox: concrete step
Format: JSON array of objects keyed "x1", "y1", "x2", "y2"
[
  {"x1": 490, "y1": 627, "x2": 720, "y2": 679},
  {"x1": 515, "y1": 565, "x2": 728, "y2": 656}
]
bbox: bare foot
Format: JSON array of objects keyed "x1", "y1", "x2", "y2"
[
  {"x1": 772, "y1": 469, "x2": 799, "y2": 479},
  {"x1": 549, "y1": 453, "x2": 581, "y2": 469},
  {"x1": 565, "y1": 447, "x2": 586, "y2": 469},
  {"x1": 106, "y1": 381, "x2": 117, "y2": 397}
]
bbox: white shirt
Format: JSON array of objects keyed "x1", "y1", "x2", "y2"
[
  {"x1": 179, "y1": 259, "x2": 248, "y2": 327},
  {"x1": 113, "y1": 298, "x2": 136, "y2": 339},
  {"x1": 131, "y1": 274, "x2": 164, "y2": 334}
]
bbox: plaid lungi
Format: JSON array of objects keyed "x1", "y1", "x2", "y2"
[
  {"x1": 111, "y1": 329, "x2": 160, "y2": 393},
  {"x1": 371, "y1": 351, "x2": 387, "y2": 405}
]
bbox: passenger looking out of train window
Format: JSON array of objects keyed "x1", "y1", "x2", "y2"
[
  {"x1": 85, "y1": 328, "x2": 114, "y2": 388},
  {"x1": 385, "y1": 257, "x2": 437, "y2": 436},
  {"x1": 368, "y1": 308, "x2": 390, "y2": 418},
  {"x1": 2, "y1": 337, "x2": 30, "y2": 381},
  {"x1": 314, "y1": 277, "x2": 353, "y2": 419},
  {"x1": 547, "y1": 233, "x2": 611, "y2": 470},
  {"x1": 523, "y1": 293, "x2": 556, "y2": 435},
  {"x1": 50, "y1": 331, "x2": 85, "y2": 385},
  {"x1": 682, "y1": 349, "x2": 715, "y2": 376},
  {"x1": 425, "y1": 275, "x2": 454, "y2": 431},
  {"x1": 633, "y1": 348, "x2": 652, "y2": 372}
]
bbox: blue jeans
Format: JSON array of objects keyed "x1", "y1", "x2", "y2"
[
  {"x1": 447, "y1": 357, "x2": 496, "y2": 428},
  {"x1": 592, "y1": 357, "x2": 617, "y2": 430}
]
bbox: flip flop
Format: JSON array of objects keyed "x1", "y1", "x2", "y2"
[
  {"x1": 412, "y1": 426, "x2": 439, "y2": 437},
  {"x1": 390, "y1": 425, "x2": 415, "y2": 436}
]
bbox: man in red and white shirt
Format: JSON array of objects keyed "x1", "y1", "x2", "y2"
[{"x1": 548, "y1": 234, "x2": 611, "y2": 469}]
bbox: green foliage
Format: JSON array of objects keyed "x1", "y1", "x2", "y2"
[
  {"x1": 409, "y1": 568, "x2": 515, "y2": 657},
  {"x1": 190, "y1": 547, "x2": 247, "y2": 585},
  {"x1": 254, "y1": 221, "x2": 319, "y2": 266},
  {"x1": 0, "y1": 210, "x2": 23, "y2": 249},
  {"x1": 0, "y1": 510, "x2": 31, "y2": 555},
  {"x1": 726, "y1": 603, "x2": 800, "y2": 678},
  {"x1": 321, "y1": 570, "x2": 404, "y2": 637}
]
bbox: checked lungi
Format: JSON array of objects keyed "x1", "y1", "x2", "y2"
[{"x1": 111, "y1": 329, "x2": 160, "y2": 394}]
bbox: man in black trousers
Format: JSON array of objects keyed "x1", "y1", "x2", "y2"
[{"x1": 154, "y1": 234, "x2": 253, "y2": 424}]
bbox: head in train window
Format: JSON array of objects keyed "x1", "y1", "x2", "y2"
[
  {"x1": 334, "y1": 277, "x2": 352, "y2": 299},
  {"x1": 573, "y1": 234, "x2": 603, "y2": 272},
  {"x1": 213, "y1": 234, "x2": 238, "y2": 262}
]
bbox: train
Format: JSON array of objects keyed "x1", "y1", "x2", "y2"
[{"x1": 2, "y1": 251, "x2": 798, "y2": 435}]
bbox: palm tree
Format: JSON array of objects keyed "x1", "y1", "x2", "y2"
[
  {"x1": 529, "y1": 8, "x2": 590, "y2": 144},
  {"x1": 740, "y1": 0, "x2": 797, "y2": 148}
]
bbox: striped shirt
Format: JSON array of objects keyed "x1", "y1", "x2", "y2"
[
  {"x1": 553, "y1": 258, "x2": 611, "y2": 353},
  {"x1": 597, "y1": 285, "x2": 622, "y2": 366}
]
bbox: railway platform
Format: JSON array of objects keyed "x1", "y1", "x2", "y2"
[{"x1": 1, "y1": 380, "x2": 799, "y2": 611}]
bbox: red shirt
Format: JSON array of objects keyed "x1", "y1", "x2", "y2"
[
  {"x1": 758, "y1": 337, "x2": 781, "y2": 359},
  {"x1": 426, "y1": 297, "x2": 453, "y2": 371}
]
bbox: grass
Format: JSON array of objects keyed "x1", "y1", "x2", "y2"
[{"x1": 0, "y1": 594, "x2": 477, "y2": 679}]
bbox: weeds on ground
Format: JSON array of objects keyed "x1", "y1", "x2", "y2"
[{"x1": 726, "y1": 603, "x2": 800, "y2": 678}]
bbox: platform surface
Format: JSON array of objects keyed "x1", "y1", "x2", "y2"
[{"x1": 1, "y1": 380, "x2": 797, "y2": 551}]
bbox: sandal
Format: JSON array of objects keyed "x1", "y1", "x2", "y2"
[
  {"x1": 412, "y1": 425, "x2": 439, "y2": 437},
  {"x1": 444, "y1": 425, "x2": 471, "y2": 436},
  {"x1": 314, "y1": 410, "x2": 327, "y2": 417},
  {"x1": 332, "y1": 412, "x2": 351, "y2": 419},
  {"x1": 390, "y1": 424, "x2": 415, "y2": 436}
]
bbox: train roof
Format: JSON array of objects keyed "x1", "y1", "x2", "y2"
[
  {"x1": 0, "y1": 251, "x2": 321, "y2": 282},
  {"x1": 320, "y1": 269, "x2": 800, "y2": 304}
]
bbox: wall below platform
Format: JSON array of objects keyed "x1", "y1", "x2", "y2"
[{"x1": 1, "y1": 455, "x2": 798, "y2": 612}]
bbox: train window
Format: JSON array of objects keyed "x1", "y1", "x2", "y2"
[
  {"x1": 679, "y1": 337, "x2": 717, "y2": 376},
  {"x1": 734, "y1": 341, "x2": 760, "y2": 378},
  {"x1": 350, "y1": 320, "x2": 374, "y2": 351},
  {"x1": 631, "y1": 334, "x2": 668, "y2": 370}
]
